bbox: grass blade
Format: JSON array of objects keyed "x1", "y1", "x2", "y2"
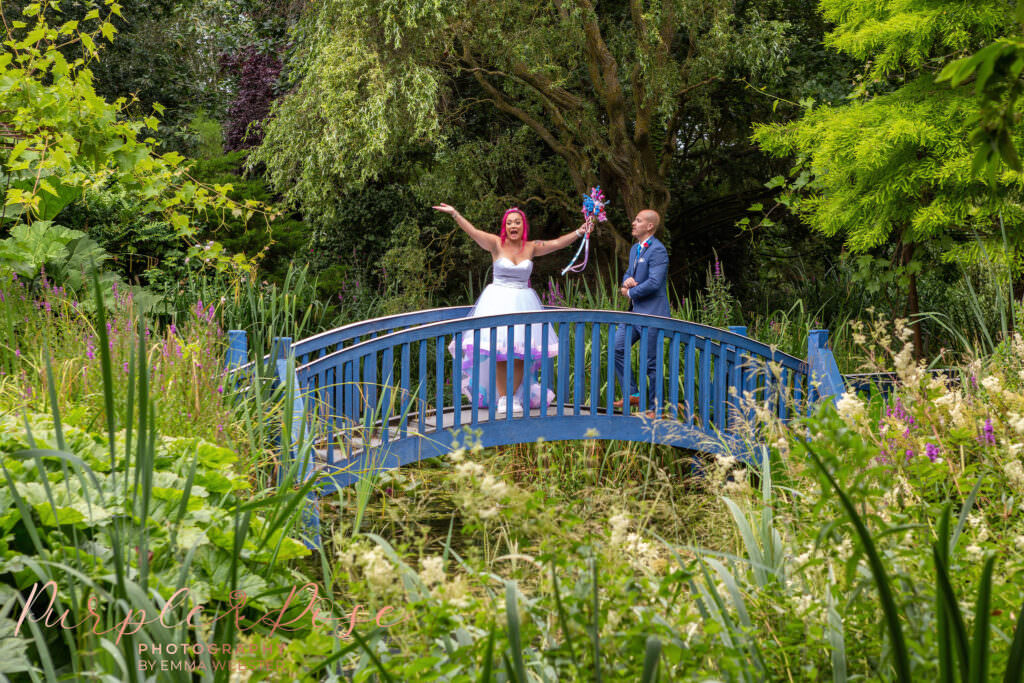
[
  {"x1": 804, "y1": 440, "x2": 911, "y2": 682},
  {"x1": 506, "y1": 581, "x2": 528, "y2": 683},
  {"x1": 478, "y1": 621, "x2": 496, "y2": 683},
  {"x1": 1004, "y1": 595, "x2": 1024, "y2": 683},
  {"x1": 969, "y1": 556, "x2": 996, "y2": 683},
  {"x1": 640, "y1": 636, "x2": 662, "y2": 683}
]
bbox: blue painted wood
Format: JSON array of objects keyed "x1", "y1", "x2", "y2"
[
  {"x1": 808, "y1": 329, "x2": 845, "y2": 406},
  {"x1": 418, "y1": 342, "x2": 426, "y2": 437},
  {"x1": 471, "y1": 329, "x2": 480, "y2": 426},
  {"x1": 488, "y1": 327, "x2": 497, "y2": 422},
  {"x1": 623, "y1": 324, "x2": 633, "y2": 416},
  {"x1": 398, "y1": 342, "x2": 410, "y2": 436},
  {"x1": 540, "y1": 325, "x2": 549, "y2": 421},
  {"x1": 227, "y1": 330, "x2": 248, "y2": 369},
  {"x1": 590, "y1": 324, "x2": 600, "y2": 412},
  {"x1": 453, "y1": 332, "x2": 462, "y2": 429},
  {"x1": 605, "y1": 323, "x2": 615, "y2": 415},
  {"x1": 524, "y1": 320, "x2": 533, "y2": 418},
  {"x1": 684, "y1": 337, "x2": 695, "y2": 424},
  {"x1": 505, "y1": 325, "x2": 514, "y2": 422},
  {"x1": 573, "y1": 323, "x2": 584, "y2": 411},
  {"x1": 669, "y1": 332, "x2": 681, "y2": 418},
  {"x1": 715, "y1": 339, "x2": 727, "y2": 431},
  {"x1": 271, "y1": 336, "x2": 320, "y2": 550},
  {"x1": 435, "y1": 337, "x2": 444, "y2": 432},
  {"x1": 699, "y1": 338, "x2": 711, "y2": 428},
  {"x1": 556, "y1": 324, "x2": 567, "y2": 417},
  {"x1": 654, "y1": 330, "x2": 665, "y2": 412},
  {"x1": 286, "y1": 309, "x2": 814, "y2": 490},
  {"x1": 638, "y1": 326, "x2": 649, "y2": 412}
]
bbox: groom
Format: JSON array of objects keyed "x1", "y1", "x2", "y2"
[{"x1": 613, "y1": 209, "x2": 670, "y2": 412}]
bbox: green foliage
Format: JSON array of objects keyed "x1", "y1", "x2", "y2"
[
  {"x1": 187, "y1": 151, "x2": 308, "y2": 285},
  {"x1": 55, "y1": 184, "x2": 183, "y2": 288},
  {"x1": 0, "y1": 0, "x2": 267, "y2": 277},
  {"x1": 253, "y1": 0, "x2": 792, "y2": 252}
]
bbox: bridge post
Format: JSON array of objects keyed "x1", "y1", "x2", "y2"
[
  {"x1": 226, "y1": 330, "x2": 248, "y2": 369},
  {"x1": 726, "y1": 326, "x2": 748, "y2": 427},
  {"x1": 807, "y1": 329, "x2": 845, "y2": 410},
  {"x1": 272, "y1": 336, "x2": 322, "y2": 550}
]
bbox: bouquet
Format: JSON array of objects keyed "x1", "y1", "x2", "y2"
[{"x1": 562, "y1": 187, "x2": 607, "y2": 275}]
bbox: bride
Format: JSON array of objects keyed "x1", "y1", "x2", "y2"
[{"x1": 433, "y1": 203, "x2": 591, "y2": 415}]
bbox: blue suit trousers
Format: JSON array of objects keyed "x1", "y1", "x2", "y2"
[{"x1": 613, "y1": 323, "x2": 660, "y2": 405}]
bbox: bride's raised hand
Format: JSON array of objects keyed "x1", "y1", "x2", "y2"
[{"x1": 433, "y1": 203, "x2": 458, "y2": 216}]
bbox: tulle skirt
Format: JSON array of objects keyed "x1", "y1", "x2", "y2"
[{"x1": 447, "y1": 283, "x2": 559, "y2": 409}]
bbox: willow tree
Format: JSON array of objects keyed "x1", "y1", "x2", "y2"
[
  {"x1": 753, "y1": 0, "x2": 1024, "y2": 356},
  {"x1": 252, "y1": 0, "x2": 787, "y2": 251}
]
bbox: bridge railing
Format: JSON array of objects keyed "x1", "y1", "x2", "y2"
[
  {"x1": 296, "y1": 309, "x2": 813, "y2": 467},
  {"x1": 231, "y1": 305, "x2": 476, "y2": 374}
]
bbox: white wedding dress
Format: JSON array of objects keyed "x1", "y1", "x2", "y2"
[{"x1": 448, "y1": 257, "x2": 559, "y2": 409}]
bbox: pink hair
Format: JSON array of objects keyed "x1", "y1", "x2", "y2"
[{"x1": 499, "y1": 207, "x2": 529, "y2": 252}]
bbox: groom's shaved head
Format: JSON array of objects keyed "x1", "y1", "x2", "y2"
[{"x1": 639, "y1": 210, "x2": 660, "y2": 230}]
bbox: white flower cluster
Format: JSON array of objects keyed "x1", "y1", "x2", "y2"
[
  {"x1": 416, "y1": 555, "x2": 473, "y2": 608},
  {"x1": 448, "y1": 451, "x2": 514, "y2": 521},
  {"x1": 362, "y1": 546, "x2": 397, "y2": 592},
  {"x1": 1004, "y1": 460, "x2": 1024, "y2": 491},
  {"x1": 836, "y1": 391, "x2": 866, "y2": 424},
  {"x1": 609, "y1": 511, "x2": 662, "y2": 573}
]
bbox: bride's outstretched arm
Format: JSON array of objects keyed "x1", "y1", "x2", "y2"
[
  {"x1": 433, "y1": 203, "x2": 499, "y2": 253},
  {"x1": 532, "y1": 220, "x2": 591, "y2": 257}
]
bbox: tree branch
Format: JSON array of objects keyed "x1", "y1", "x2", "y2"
[{"x1": 462, "y1": 48, "x2": 587, "y2": 192}]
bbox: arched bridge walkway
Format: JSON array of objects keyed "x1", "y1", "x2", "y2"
[{"x1": 230, "y1": 307, "x2": 844, "y2": 494}]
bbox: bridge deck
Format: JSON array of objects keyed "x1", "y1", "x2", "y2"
[{"x1": 311, "y1": 402, "x2": 682, "y2": 466}]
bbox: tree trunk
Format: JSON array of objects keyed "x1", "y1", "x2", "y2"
[{"x1": 902, "y1": 242, "x2": 924, "y2": 359}]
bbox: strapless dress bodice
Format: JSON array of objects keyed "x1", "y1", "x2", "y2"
[{"x1": 492, "y1": 257, "x2": 533, "y2": 289}]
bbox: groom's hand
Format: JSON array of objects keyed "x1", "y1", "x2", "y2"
[
  {"x1": 620, "y1": 286, "x2": 630, "y2": 297},
  {"x1": 623, "y1": 277, "x2": 637, "y2": 288}
]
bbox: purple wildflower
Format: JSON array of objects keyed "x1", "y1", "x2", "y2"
[
  {"x1": 983, "y1": 418, "x2": 995, "y2": 445},
  {"x1": 905, "y1": 448, "x2": 914, "y2": 462},
  {"x1": 714, "y1": 259, "x2": 721, "y2": 278},
  {"x1": 86, "y1": 342, "x2": 95, "y2": 360},
  {"x1": 925, "y1": 443, "x2": 940, "y2": 462}
]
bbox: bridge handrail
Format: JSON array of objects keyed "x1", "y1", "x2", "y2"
[
  {"x1": 235, "y1": 305, "x2": 475, "y2": 373},
  {"x1": 297, "y1": 308, "x2": 809, "y2": 377}
]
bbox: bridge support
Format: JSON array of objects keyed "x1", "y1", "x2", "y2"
[
  {"x1": 272, "y1": 337, "x2": 322, "y2": 550},
  {"x1": 807, "y1": 329, "x2": 845, "y2": 405}
]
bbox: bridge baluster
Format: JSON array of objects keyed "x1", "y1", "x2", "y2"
[
  {"x1": 505, "y1": 324, "x2": 515, "y2": 422},
  {"x1": 669, "y1": 332, "x2": 681, "y2": 419},
  {"x1": 638, "y1": 327, "x2": 649, "y2": 412},
  {"x1": 418, "y1": 341, "x2": 427, "y2": 438},
  {"x1": 573, "y1": 322, "x2": 584, "y2": 415},
  {"x1": 325, "y1": 365, "x2": 335, "y2": 458},
  {"x1": 699, "y1": 338, "x2": 712, "y2": 429},
  {"x1": 684, "y1": 336, "x2": 695, "y2": 425},
  {"x1": 382, "y1": 347, "x2": 394, "y2": 445},
  {"x1": 488, "y1": 327, "x2": 497, "y2": 422},
  {"x1": 605, "y1": 323, "x2": 615, "y2": 414},
  {"x1": 655, "y1": 329, "x2": 666, "y2": 413},
  {"x1": 435, "y1": 335, "x2": 444, "y2": 435},
  {"x1": 556, "y1": 324, "x2": 568, "y2": 417},
  {"x1": 622, "y1": 324, "x2": 633, "y2": 416},
  {"x1": 399, "y1": 342, "x2": 411, "y2": 439},
  {"x1": 523, "y1": 321, "x2": 533, "y2": 418},
  {"x1": 453, "y1": 332, "x2": 462, "y2": 429},
  {"x1": 590, "y1": 323, "x2": 600, "y2": 417},
  {"x1": 471, "y1": 329, "x2": 481, "y2": 426},
  {"x1": 539, "y1": 324, "x2": 549, "y2": 421},
  {"x1": 715, "y1": 340, "x2": 728, "y2": 431}
]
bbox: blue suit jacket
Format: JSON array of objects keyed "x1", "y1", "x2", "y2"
[{"x1": 624, "y1": 236, "x2": 670, "y2": 317}]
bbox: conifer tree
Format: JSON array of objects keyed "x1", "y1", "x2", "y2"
[{"x1": 753, "y1": 0, "x2": 1023, "y2": 356}]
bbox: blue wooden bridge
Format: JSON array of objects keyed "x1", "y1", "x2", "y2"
[{"x1": 228, "y1": 307, "x2": 845, "y2": 504}]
